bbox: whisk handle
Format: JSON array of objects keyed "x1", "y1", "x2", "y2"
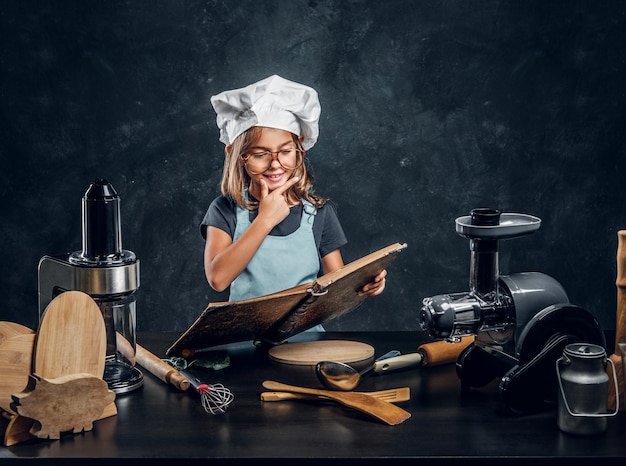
[{"x1": 179, "y1": 370, "x2": 206, "y2": 392}]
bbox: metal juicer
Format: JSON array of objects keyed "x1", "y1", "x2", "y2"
[
  {"x1": 418, "y1": 208, "x2": 605, "y2": 414},
  {"x1": 37, "y1": 179, "x2": 143, "y2": 394}
]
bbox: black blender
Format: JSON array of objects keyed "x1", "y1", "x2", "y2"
[{"x1": 38, "y1": 179, "x2": 143, "y2": 394}]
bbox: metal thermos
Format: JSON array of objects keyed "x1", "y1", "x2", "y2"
[{"x1": 556, "y1": 343, "x2": 618, "y2": 435}]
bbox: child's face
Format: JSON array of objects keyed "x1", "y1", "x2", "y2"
[{"x1": 244, "y1": 127, "x2": 299, "y2": 195}]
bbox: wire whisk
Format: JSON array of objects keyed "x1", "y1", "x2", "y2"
[
  {"x1": 181, "y1": 370, "x2": 235, "y2": 415},
  {"x1": 163, "y1": 356, "x2": 234, "y2": 415}
]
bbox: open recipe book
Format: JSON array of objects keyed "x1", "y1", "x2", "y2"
[{"x1": 166, "y1": 242, "x2": 407, "y2": 356}]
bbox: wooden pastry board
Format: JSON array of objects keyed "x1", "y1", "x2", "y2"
[{"x1": 268, "y1": 340, "x2": 375, "y2": 365}]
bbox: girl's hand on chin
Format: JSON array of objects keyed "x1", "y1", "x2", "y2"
[{"x1": 257, "y1": 177, "x2": 300, "y2": 226}]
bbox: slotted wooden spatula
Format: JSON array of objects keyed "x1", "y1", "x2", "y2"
[
  {"x1": 260, "y1": 386, "x2": 411, "y2": 403},
  {"x1": 262, "y1": 380, "x2": 411, "y2": 425}
]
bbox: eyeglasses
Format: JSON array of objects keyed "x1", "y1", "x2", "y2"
[{"x1": 242, "y1": 148, "x2": 304, "y2": 174}]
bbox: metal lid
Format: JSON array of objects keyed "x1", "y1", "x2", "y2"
[{"x1": 563, "y1": 343, "x2": 606, "y2": 359}]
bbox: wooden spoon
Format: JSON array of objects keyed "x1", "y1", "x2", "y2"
[{"x1": 262, "y1": 380, "x2": 411, "y2": 425}]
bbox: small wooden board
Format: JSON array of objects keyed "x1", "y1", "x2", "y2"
[
  {"x1": 0, "y1": 322, "x2": 33, "y2": 345},
  {"x1": 0, "y1": 322, "x2": 36, "y2": 413},
  {"x1": 0, "y1": 333, "x2": 35, "y2": 413},
  {"x1": 1, "y1": 292, "x2": 116, "y2": 446},
  {"x1": 12, "y1": 373, "x2": 116, "y2": 440},
  {"x1": 268, "y1": 340, "x2": 375, "y2": 366},
  {"x1": 34, "y1": 290, "x2": 107, "y2": 379}
]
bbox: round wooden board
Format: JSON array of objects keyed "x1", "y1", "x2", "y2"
[
  {"x1": 0, "y1": 321, "x2": 33, "y2": 346},
  {"x1": 268, "y1": 340, "x2": 375, "y2": 366},
  {"x1": 0, "y1": 333, "x2": 35, "y2": 413}
]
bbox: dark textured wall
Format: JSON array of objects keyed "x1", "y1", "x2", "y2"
[{"x1": 1, "y1": 0, "x2": 625, "y2": 335}]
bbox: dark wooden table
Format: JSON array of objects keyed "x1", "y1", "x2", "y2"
[{"x1": 2, "y1": 331, "x2": 626, "y2": 465}]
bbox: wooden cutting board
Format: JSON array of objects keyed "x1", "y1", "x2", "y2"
[
  {"x1": 0, "y1": 322, "x2": 35, "y2": 414},
  {"x1": 34, "y1": 291, "x2": 107, "y2": 379},
  {"x1": 3, "y1": 293, "x2": 114, "y2": 445},
  {"x1": 268, "y1": 340, "x2": 375, "y2": 365},
  {"x1": 0, "y1": 333, "x2": 35, "y2": 414},
  {"x1": 0, "y1": 321, "x2": 33, "y2": 345}
]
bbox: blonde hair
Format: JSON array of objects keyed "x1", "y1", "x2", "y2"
[{"x1": 220, "y1": 126, "x2": 327, "y2": 210}]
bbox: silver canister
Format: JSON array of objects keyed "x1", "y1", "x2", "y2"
[{"x1": 556, "y1": 343, "x2": 618, "y2": 435}]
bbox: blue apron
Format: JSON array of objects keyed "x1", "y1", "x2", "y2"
[
  {"x1": 229, "y1": 199, "x2": 324, "y2": 332},
  {"x1": 230, "y1": 198, "x2": 325, "y2": 332}
]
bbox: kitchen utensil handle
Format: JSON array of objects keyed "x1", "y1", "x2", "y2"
[
  {"x1": 371, "y1": 335, "x2": 475, "y2": 372},
  {"x1": 358, "y1": 349, "x2": 401, "y2": 376},
  {"x1": 261, "y1": 391, "x2": 302, "y2": 401},
  {"x1": 372, "y1": 353, "x2": 423, "y2": 372},
  {"x1": 615, "y1": 230, "x2": 626, "y2": 353},
  {"x1": 136, "y1": 343, "x2": 190, "y2": 391},
  {"x1": 608, "y1": 230, "x2": 626, "y2": 411},
  {"x1": 262, "y1": 380, "x2": 322, "y2": 396},
  {"x1": 417, "y1": 334, "x2": 475, "y2": 366}
]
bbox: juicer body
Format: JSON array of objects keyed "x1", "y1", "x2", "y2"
[{"x1": 418, "y1": 209, "x2": 605, "y2": 414}]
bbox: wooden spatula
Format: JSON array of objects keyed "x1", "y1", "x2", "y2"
[
  {"x1": 262, "y1": 380, "x2": 411, "y2": 425},
  {"x1": 260, "y1": 386, "x2": 411, "y2": 403}
]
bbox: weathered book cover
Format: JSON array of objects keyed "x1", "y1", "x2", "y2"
[{"x1": 166, "y1": 243, "x2": 407, "y2": 356}]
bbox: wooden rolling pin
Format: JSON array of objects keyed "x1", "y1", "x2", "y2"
[
  {"x1": 136, "y1": 343, "x2": 190, "y2": 392},
  {"x1": 373, "y1": 334, "x2": 475, "y2": 372},
  {"x1": 116, "y1": 332, "x2": 189, "y2": 391},
  {"x1": 608, "y1": 230, "x2": 626, "y2": 411}
]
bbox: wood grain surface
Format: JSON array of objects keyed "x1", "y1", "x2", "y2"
[
  {"x1": 268, "y1": 340, "x2": 375, "y2": 365},
  {"x1": 0, "y1": 333, "x2": 35, "y2": 414},
  {"x1": 608, "y1": 230, "x2": 626, "y2": 411},
  {"x1": 34, "y1": 291, "x2": 107, "y2": 379},
  {"x1": 262, "y1": 380, "x2": 411, "y2": 425}
]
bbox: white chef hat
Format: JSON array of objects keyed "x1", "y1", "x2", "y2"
[{"x1": 210, "y1": 75, "x2": 321, "y2": 150}]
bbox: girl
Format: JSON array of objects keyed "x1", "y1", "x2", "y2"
[{"x1": 201, "y1": 75, "x2": 386, "y2": 330}]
